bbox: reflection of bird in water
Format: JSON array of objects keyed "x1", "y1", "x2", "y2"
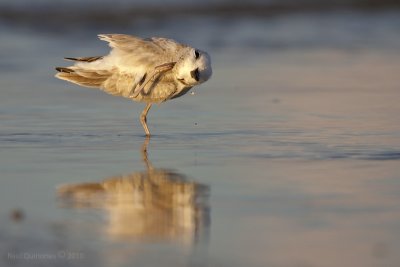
[
  {"x1": 55, "y1": 34, "x2": 212, "y2": 136},
  {"x1": 57, "y1": 138, "x2": 209, "y2": 243}
]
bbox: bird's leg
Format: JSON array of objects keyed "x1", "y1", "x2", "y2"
[
  {"x1": 141, "y1": 136, "x2": 154, "y2": 171},
  {"x1": 140, "y1": 103, "x2": 152, "y2": 136},
  {"x1": 129, "y1": 62, "x2": 176, "y2": 98}
]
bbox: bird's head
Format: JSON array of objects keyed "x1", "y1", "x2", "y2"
[{"x1": 175, "y1": 48, "x2": 212, "y2": 86}]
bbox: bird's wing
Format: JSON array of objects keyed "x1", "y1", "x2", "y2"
[
  {"x1": 146, "y1": 37, "x2": 188, "y2": 55},
  {"x1": 99, "y1": 34, "x2": 186, "y2": 53},
  {"x1": 99, "y1": 34, "x2": 184, "y2": 62},
  {"x1": 96, "y1": 34, "x2": 186, "y2": 98}
]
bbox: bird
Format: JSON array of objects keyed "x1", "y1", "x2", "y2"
[{"x1": 55, "y1": 34, "x2": 212, "y2": 136}]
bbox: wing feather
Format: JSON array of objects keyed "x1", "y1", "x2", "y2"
[
  {"x1": 56, "y1": 34, "x2": 187, "y2": 99},
  {"x1": 55, "y1": 68, "x2": 110, "y2": 88},
  {"x1": 147, "y1": 37, "x2": 187, "y2": 54},
  {"x1": 64, "y1": 56, "x2": 104, "y2": 62},
  {"x1": 98, "y1": 34, "x2": 162, "y2": 55}
]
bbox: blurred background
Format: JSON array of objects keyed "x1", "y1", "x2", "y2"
[{"x1": 1, "y1": 1, "x2": 400, "y2": 267}]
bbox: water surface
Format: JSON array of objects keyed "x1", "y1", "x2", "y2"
[{"x1": 1, "y1": 6, "x2": 400, "y2": 267}]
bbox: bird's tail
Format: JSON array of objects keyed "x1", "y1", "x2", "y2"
[{"x1": 55, "y1": 56, "x2": 111, "y2": 88}]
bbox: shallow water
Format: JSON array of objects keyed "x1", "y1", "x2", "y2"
[{"x1": 1, "y1": 8, "x2": 400, "y2": 267}]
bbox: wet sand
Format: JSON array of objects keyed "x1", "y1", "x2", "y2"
[{"x1": 1, "y1": 9, "x2": 400, "y2": 267}]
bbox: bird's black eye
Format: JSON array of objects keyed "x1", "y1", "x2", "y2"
[
  {"x1": 190, "y1": 68, "x2": 200, "y2": 81},
  {"x1": 194, "y1": 50, "x2": 200, "y2": 59}
]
